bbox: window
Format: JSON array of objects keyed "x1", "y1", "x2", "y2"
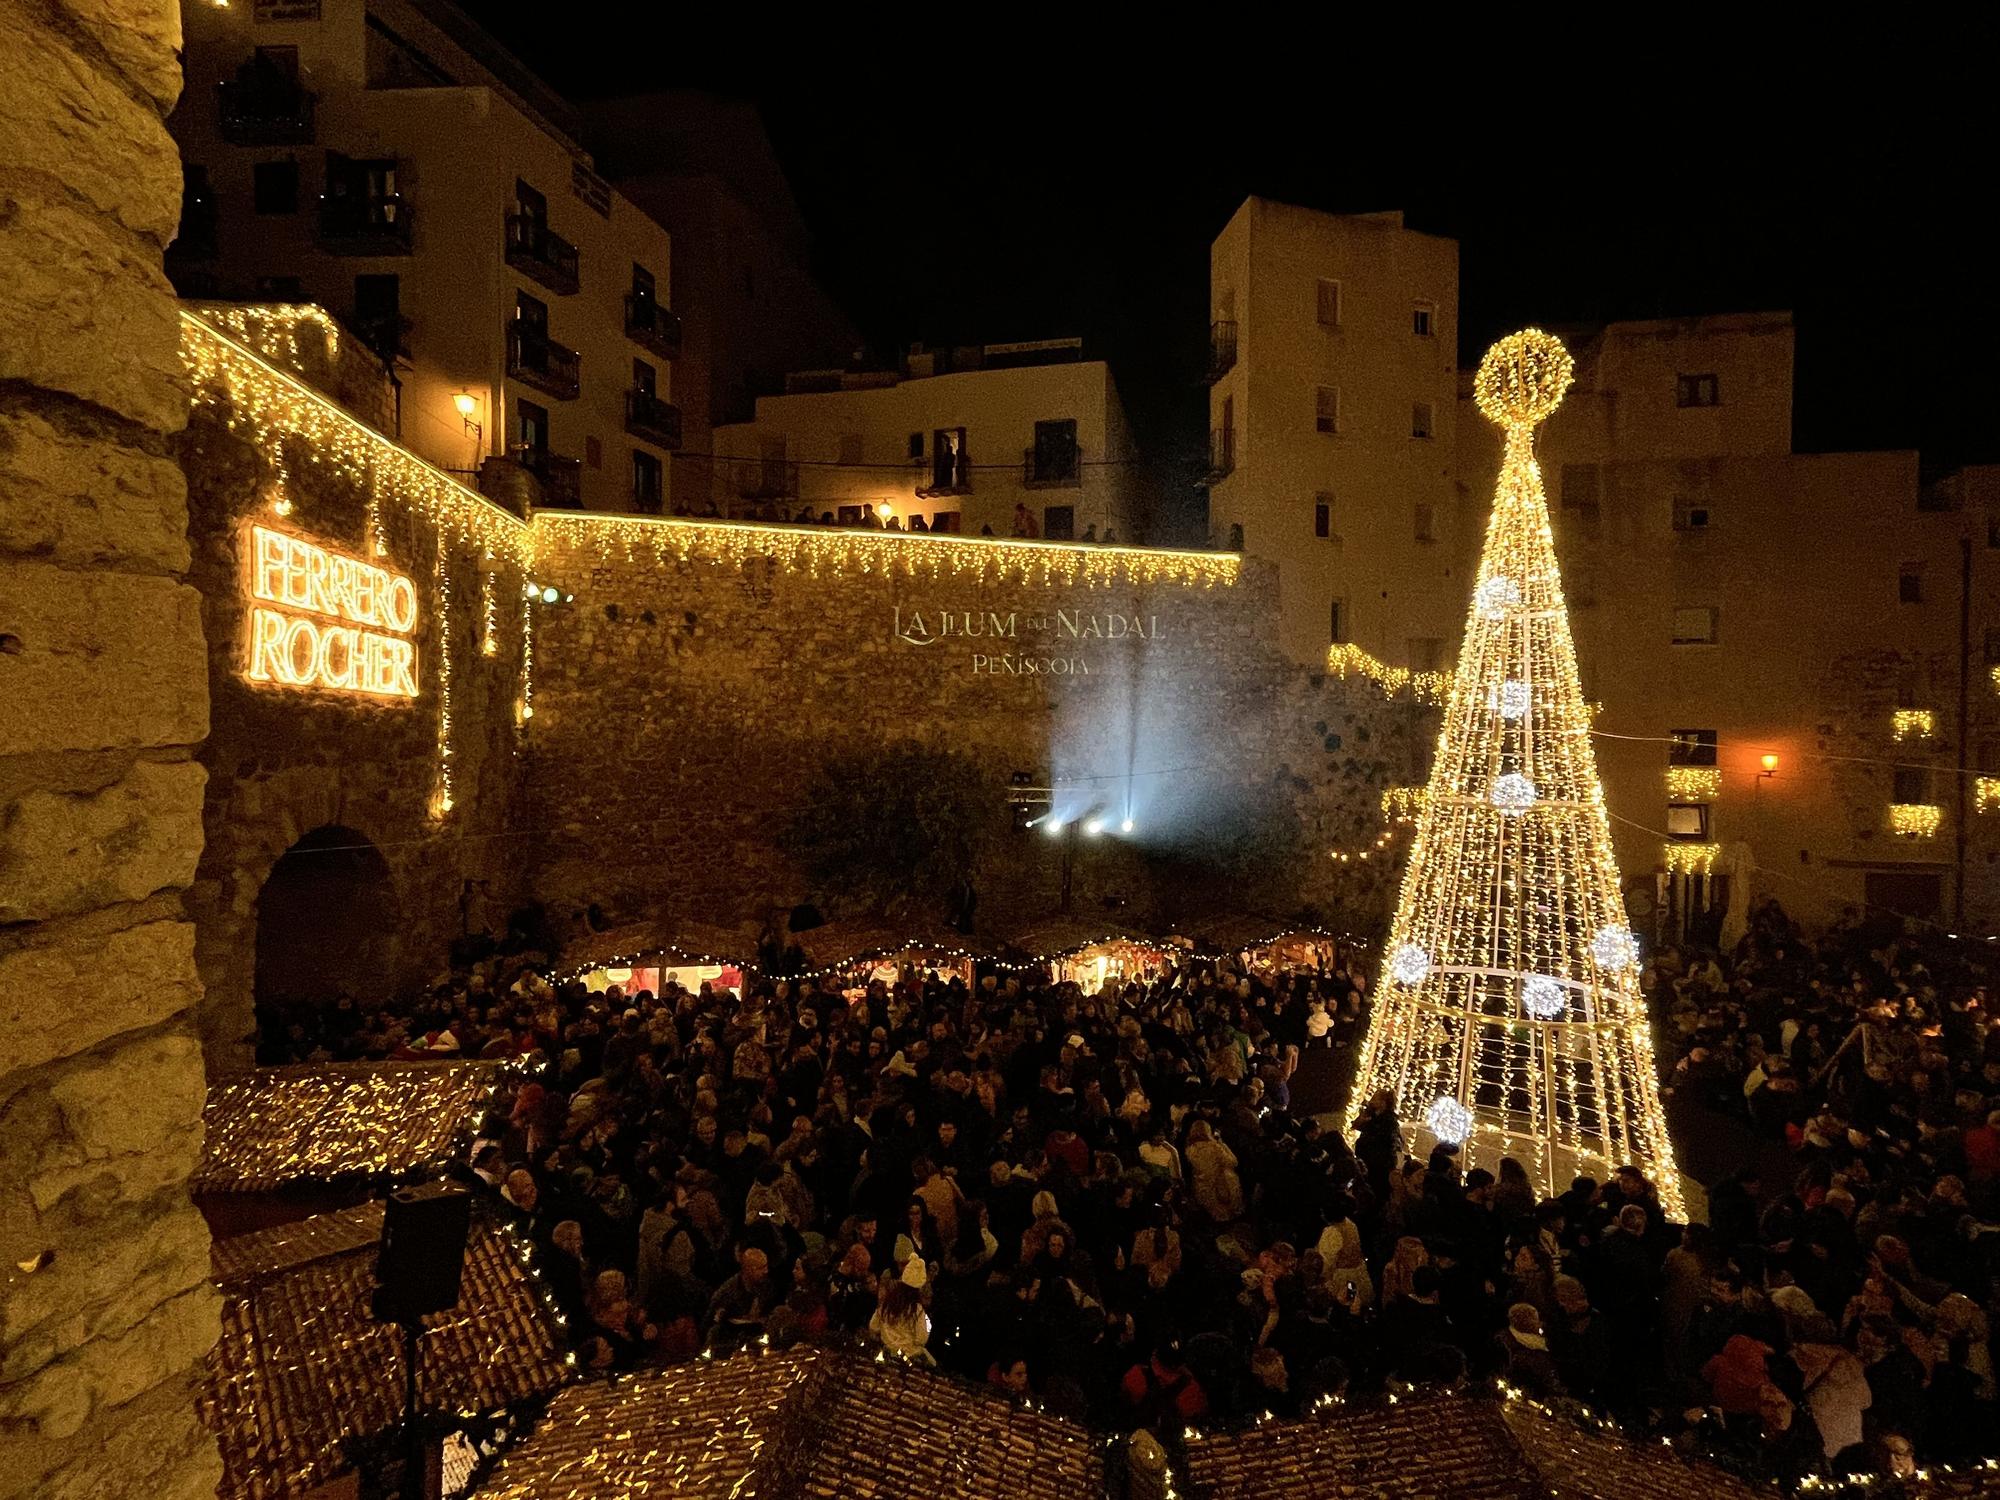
[
  {"x1": 1315, "y1": 385, "x2": 1340, "y2": 434},
  {"x1": 1414, "y1": 502, "x2": 1436, "y2": 542},
  {"x1": 1042, "y1": 505, "x2": 1075, "y2": 541},
  {"x1": 515, "y1": 179, "x2": 547, "y2": 227},
  {"x1": 352, "y1": 273, "x2": 400, "y2": 356},
  {"x1": 254, "y1": 274, "x2": 303, "y2": 300},
  {"x1": 252, "y1": 158, "x2": 298, "y2": 214},
  {"x1": 631, "y1": 263, "x2": 656, "y2": 304},
  {"x1": 1561, "y1": 463, "x2": 1601, "y2": 513},
  {"x1": 1031, "y1": 419, "x2": 1080, "y2": 484},
  {"x1": 1412, "y1": 402, "x2": 1435, "y2": 439},
  {"x1": 1676, "y1": 373, "x2": 1720, "y2": 408},
  {"x1": 837, "y1": 504, "x2": 865, "y2": 525},
  {"x1": 1893, "y1": 766, "x2": 1931, "y2": 804},
  {"x1": 1672, "y1": 495, "x2": 1711, "y2": 531},
  {"x1": 929, "y1": 427, "x2": 968, "y2": 491},
  {"x1": 1984, "y1": 626, "x2": 2000, "y2": 665},
  {"x1": 1671, "y1": 607, "x2": 1719, "y2": 645},
  {"x1": 1898, "y1": 563, "x2": 1923, "y2": 604},
  {"x1": 632, "y1": 359, "x2": 656, "y2": 397},
  {"x1": 1412, "y1": 302, "x2": 1435, "y2": 338},
  {"x1": 1329, "y1": 597, "x2": 1347, "y2": 644},
  {"x1": 1316, "y1": 278, "x2": 1342, "y2": 327},
  {"x1": 515, "y1": 291, "x2": 548, "y2": 335},
  {"x1": 631, "y1": 449, "x2": 662, "y2": 513},
  {"x1": 929, "y1": 511, "x2": 961, "y2": 534},
  {"x1": 1669, "y1": 729, "x2": 1718, "y2": 767},
  {"x1": 1408, "y1": 637, "x2": 1442, "y2": 672},
  {"x1": 907, "y1": 432, "x2": 924, "y2": 459},
  {"x1": 838, "y1": 433, "x2": 864, "y2": 467},
  {"x1": 1666, "y1": 804, "x2": 1711, "y2": 839},
  {"x1": 516, "y1": 398, "x2": 548, "y2": 455},
  {"x1": 1313, "y1": 495, "x2": 1332, "y2": 539}
]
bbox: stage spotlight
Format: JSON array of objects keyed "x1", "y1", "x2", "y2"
[
  {"x1": 1084, "y1": 819, "x2": 1104, "y2": 836},
  {"x1": 1043, "y1": 818, "x2": 1064, "y2": 837},
  {"x1": 1120, "y1": 818, "x2": 1134, "y2": 834}
]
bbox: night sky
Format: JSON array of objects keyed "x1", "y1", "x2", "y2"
[{"x1": 460, "y1": 16, "x2": 1994, "y2": 535}]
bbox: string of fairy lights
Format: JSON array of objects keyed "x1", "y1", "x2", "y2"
[{"x1": 1349, "y1": 330, "x2": 1686, "y2": 1219}]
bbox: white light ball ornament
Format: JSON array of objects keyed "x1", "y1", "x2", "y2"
[
  {"x1": 1490, "y1": 680, "x2": 1531, "y2": 720},
  {"x1": 1387, "y1": 944, "x2": 1432, "y2": 986},
  {"x1": 1490, "y1": 773, "x2": 1536, "y2": 816},
  {"x1": 1591, "y1": 924, "x2": 1641, "y2": 972},
  {"x1": 1475, "y1": 575, "x2": 1522, "y2": 620},
  {"x1": 1521, "y1": 975, "x2": 1566, "y2": 1020},
  {"x1": 1426, "y1": 1095, "x2": 1473, "y2": 1146}
]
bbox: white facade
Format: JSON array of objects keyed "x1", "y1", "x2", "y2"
[{"x1": 713, "y1": 349, "x2": 1140, "y2": 541}]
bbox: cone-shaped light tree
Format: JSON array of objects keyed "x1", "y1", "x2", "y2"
[{"x1": 1349, "y1": 328, "x2": 1685, "y2": 1218}]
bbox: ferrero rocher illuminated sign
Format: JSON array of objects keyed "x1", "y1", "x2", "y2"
[{"x1": 246, "y1": 525, "x2": 419, "y2": 699}]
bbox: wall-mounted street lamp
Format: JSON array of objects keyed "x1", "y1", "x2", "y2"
[
  {"x1": 453, "y1": 390, "x2": 483, "y2": 447},
  {"x1": 1760, "y1": 753, "x2": 1779, "y2": 779}
]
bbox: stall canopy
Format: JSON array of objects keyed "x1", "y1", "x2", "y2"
[
  {"x1": 555, "y1": 920, "x2": 757, "y2": 982},
  {"x1": 787, "y1": 919, "x2": 989, "y2": 976}
]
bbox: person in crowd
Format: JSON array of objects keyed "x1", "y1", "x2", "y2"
[{"x1": 270, "y1": 903, "x2": 1999, "y2": 1479}]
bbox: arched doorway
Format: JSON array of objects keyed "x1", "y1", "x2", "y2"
[{"x1": 253, "y1": 824, "x2": 401, "y2": 1059}]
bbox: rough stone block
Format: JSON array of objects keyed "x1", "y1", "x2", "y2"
[
  {"x1": 0, "y1": 185, "x2": 186, "y2": 432},
  {"x1": 0, "y1": 564, "x2": 207, "y2": 757},
  {"x1": 0, "y1": 919, "x2": 201, "y2": 1078},
  {"x1": 0, "y1": 1365, "x2": 221, "y2": 1500},
  {"x1": 0, "y1": 1282, "x2": 217, "y2": 1443},
  {"x1": 0, "y1": 1, "x2": 181, "y2": 239},
  {"x1": 0, "y1": 409, "x2": 191, "y2": 572},
  {"x1": 7, "y1": 1032, "x2": 207, "y2": 1215},
  {"x1": 0, "y1": 1195, "x2": 210, "y2": 1383},
  {"x1": 0, "y1": 761, "x2": 206, "y2": 923},
  {"x1": 53, "y1": 0, "x2": 185, "y2": 114}
]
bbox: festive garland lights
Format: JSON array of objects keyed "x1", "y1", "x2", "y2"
[
  {"x1": 1349, "y1": 329, "x2": 1686, "y2": 1219},
  {"x1": 1662, "y1": 842, "x2": 1720, "y2": 876},
  {"x1": 1325, "y1": 643, "x2": 1453, "y2": 704},
  {"x1": 1664, "y1": 766, "x2": 1720, "y2": 801},
  {"x1": 1891, "y1": 708, "x2": 1936, "y2": 741},
  {"x1": 1890, "y1": 802, "x2": 1942, "y2": 839},
  {"x1": 1977, "y1": 777, "x2": 2000, "y2": 815},
  {"x1": 432, "y1": 540, "x2": 454, "y2": 819}
]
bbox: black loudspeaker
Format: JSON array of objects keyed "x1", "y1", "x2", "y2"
[{"x1": 374, "y1": 1181, "x2": 472, "y2": 1321}]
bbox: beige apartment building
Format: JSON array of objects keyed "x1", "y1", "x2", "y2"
[
  {"x1": 1459, "y1": 314, "x2": 2000, "y2": 936},
  {"x1": 1210, "y1": 199, "x2": 2000, "y2": 933},
  {"x1": 170, "y1": 0, "x2": 681, "y2": 513},
  {"x1": 1205, "y1": 199, "x2": 1462, "y2": 667},
  {"x1": 712, "y1": 342, "x2": 1141, "y2": 540}
]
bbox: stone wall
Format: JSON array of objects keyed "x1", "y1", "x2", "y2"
[
  {"x1": 178, "y1": 390, "x2": 531, "y2": 1065},
  {"x1": 0, "y1": 1, "x2": 221, "y2": 1496},
  {"x1": 525, "y1": 523, "x2": 1428, "y2": 941}
]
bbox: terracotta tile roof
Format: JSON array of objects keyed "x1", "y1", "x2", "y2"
[
  {"x1": 473, "y1": 1349, "x2": 1104, "y2": 1500},
  {"x1": 1182, "y1": 1392, "x2": 1540, "y2": 1500},
  {"x1": 200, "y1": 1203, "x2": 568, "y2": 1500},
  {"x1": 1181, "y1": 1392, "x2": 1778, "y2": 1500},
  {"x1": 194, "y1": 1061, "x2": 500, "y2": 1193}
]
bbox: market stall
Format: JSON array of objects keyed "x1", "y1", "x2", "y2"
[
  {"x1": 788, "y1": 920, "x2": 989, "y2": 987},
  {"x1": 555, "y1": 920, "x2": 754, "y2": 998},
  {"x1": 1004, "y1": 920, "x2": 1176, "y2": 990}
]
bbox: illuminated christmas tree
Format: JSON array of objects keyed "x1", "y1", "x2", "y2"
[{"x1": 1349, "y1": 328, "x2": 1685, "y2": 1217}]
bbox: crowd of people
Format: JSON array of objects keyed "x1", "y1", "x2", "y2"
[{"x1": 266, "y1": 899, "x2": 2000, "y2": 1489}]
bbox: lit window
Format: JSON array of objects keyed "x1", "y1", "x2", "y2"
[
  {"x1": 1676, "y1": 373, "x2": 1720, "y2": 408},
  {"x1": 1412, "y1": 402, "x2": 1435, "y2": 440},
  {"x1": 1316, "y1": 278, "x2": 1342, "y2": 327},
  {"x1": 1412, "y1": 303, "x2": 1435, "y2": 338},
  {"x1": 1315, "y1": 385, "x2": 1340, "y2": 435},
  {"x1": 1671, "y1": 607, "x2": 1719, "y2": 645},
  {"x1": 1666, "y1": 804, "x2": 1711, "y2": 839}
]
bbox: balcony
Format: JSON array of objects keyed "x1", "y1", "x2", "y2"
[
  {"x1": 218, "y1": 75, "x2": 316, "y2": 146},
  {"x1": 1203, "y1": 428, "x2": 1236, "y2": 485},
  {"x1": 520, "y1": 449, "x2": 582, "y2": 509},
  {"x1": 317, "y1": 193, "x2": 412, "y2": 256},
  {"x1": 1208, "y1": 320, "x2": 1238, "y2": 383},
  {"x1": 736, "y1": 460, "x2": 800, "y2": 503},
  {"x1": 625, "y1": 296, "x2": 681, "y2": 360},
  {"x1": 506, "y1": 215, "x2": 579, "y2": 296},
  {"x1": 506, "y1": 325, "x2": 580, "y2": 401},
  {"x1": 625, "y1": 390, "x2": 683, "y2": 450},
  {"x1": 1023, "y1": 445, "x2": 1082, "y2": 489}
]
